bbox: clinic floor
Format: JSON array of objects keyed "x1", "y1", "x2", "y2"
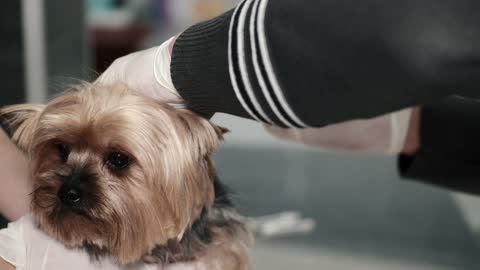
[{"x1": 214, "y1": 145, "x2": 480, "y2": 270}]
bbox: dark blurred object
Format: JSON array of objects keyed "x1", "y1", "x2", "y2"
[
  {"x1": 0, "y1": 215, "x2": 6, "y2": 229},
  {"x1": 114, "y1": 0, "x2": 128, "y2": 6},
  {"x1": 45, "y1": 0, "x2": 89, "y2": 91},
  {"x1": 88, "y1": 0, "x2": 151, "y2": 73},
  {"x1": 0, "y1": 1, "x2": 26, "y2": 105},
  {"x1": 92, "y1": 24, "x2": 150, "y2": 72}
]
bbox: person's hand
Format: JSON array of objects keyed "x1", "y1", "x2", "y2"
[
  {"x1": 97, "y1": 36, "x2": 183, "y2": 107},
  {"x1": 266, "y1": 108, "x2": 420, "y2": 154}
]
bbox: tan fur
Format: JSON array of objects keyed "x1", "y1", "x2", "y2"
[
  {"x1": 0, "y1": 82, "x2": 251, "y2": 267},
  {"x1": 1, "y1": 103, "x2": 45, "y2": 153},
  {"x1": 200, "y1": 211, "x2": 252, "y2": 270}
]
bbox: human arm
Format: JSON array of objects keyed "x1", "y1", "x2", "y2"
[
  {"x1": 172, "y1": 0, "x2": 480, "y2": 126},
  {"x1": 265, "y1": 108, "x2": 415, "y2": 153},
  {"x1": 267, "y1": 97, "x2": 480, "y2": 196},
  {"x1": 101, "y1": 0, "x2": 480, "y2": 127},
  {"x1": 0, "y1": 259, "x2": 14, "y2": 270},
  {"x1": 0, "y1": 123, "x2": 31, "y2": 221},
  {"x1": 100, "y1": 0, "x2": 480, "y2": 194}
]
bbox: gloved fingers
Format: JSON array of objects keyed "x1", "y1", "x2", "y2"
[{"x1": 96, "y1": 37, "x2": 183, "y2": 106}]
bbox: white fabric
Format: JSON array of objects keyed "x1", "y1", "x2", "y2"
[
  {"x1": 266, "y1": 108, "x2": 413, "y2": 154},
  {"x1": 0, "y1": 218, "x2": 25, "y2": 268},
  {"x1": 97, "y1": 37, "x2": 182, "y2": 108},
  {"x1": 0, "y1": 216, "x2": 198, "y2": 270},
  {"x1": 387, "y1": 108, "x2": 412, "y2": 153},
  {"x1": 153, "y1": 36, "x2": 179, "y2": 99}
]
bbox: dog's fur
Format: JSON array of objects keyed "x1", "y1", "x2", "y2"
[{"x1": 0, "y1": 83, "x2": 251, "y2": 269}]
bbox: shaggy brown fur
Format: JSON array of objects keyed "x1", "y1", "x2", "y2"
[{"x1": 0, "y1": 83, "x2": 251, "y2": 268}]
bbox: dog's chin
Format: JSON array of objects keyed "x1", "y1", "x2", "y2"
[
  {"x1": 32, "y1": 200, "x2": 109, "y2": 252},
  {"x1": 31, "y1": 197, "x2": 156, "y2": 264}
]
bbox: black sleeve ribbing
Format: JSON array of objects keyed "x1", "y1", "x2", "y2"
[
  {"x1": 171, "y1": 0, "x2": 480, "y2": 126},
  {"x1": 170, "y1": 10, "x2": 249, "y2": 119}
]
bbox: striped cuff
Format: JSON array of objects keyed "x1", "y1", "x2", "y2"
[
  {"x1": 171, "y1": 10, "x2": 247, "y2": 119},
  {"x1": 229, "y1": 0, "x2": 308, "y2": 127},
  {"x1": 171, "y1": 0, "x2": 309, "y2": 127}
]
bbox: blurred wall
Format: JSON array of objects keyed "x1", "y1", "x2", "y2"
[
  {"x1": 45, "y1": 0, "x2": 90, "y2": 95},
  {"x1": 0, "y1": 1, "x2": 25, "y2": 106},
  {"x1": 2, "y1": 0, "x2": 89, "y2": 105}
]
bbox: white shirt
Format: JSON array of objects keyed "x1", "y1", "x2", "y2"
[{"x1": 0, "y1": 215, "x2": 199, "y2": 270}]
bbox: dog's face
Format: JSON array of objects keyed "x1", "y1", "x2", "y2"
[{"x1": 1, "y1": 83, "x2": 224, "y2": 264}]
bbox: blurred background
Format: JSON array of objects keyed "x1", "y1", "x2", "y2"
[{"x1": 1, "y1": 0, "x2": 480, "y2": 269}]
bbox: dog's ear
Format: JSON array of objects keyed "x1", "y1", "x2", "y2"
[
  {"x1": 176, "y1": 110, "x2": 228, "y2": 157},
  {"x1": 215, "y1": 125, "x2": 230, "y2": 137},
  {"x1": 0, "y1": 104, "x2": 45, "y2": 153}
]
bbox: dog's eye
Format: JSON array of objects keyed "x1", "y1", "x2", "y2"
[
  {"x1": 106, "y1": 151, "x2": 130, "y2": 170},
  {"x1": 56, "y1": 143, "x2": 70, "y2": 161}
]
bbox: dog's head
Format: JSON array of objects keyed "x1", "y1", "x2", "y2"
[{"x1": 1, "y1": 83, "x2": 225, "y2": 264}]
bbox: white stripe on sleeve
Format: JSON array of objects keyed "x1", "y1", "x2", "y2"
[
  {"x1": 228, "y1": 0, "x2": 261, "y2": 121},
  {"x1": 257, "y1": 0, "x2": 309, "y2": 127},
  {"x1": 250, "y1": 0, "x2": 293, "y2": 127},
  {"x1": 237, "y1": 0, "x2": 273, "y2": 123}
]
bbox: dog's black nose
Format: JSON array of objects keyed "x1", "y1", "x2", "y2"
[{"x1": 59, "y1": 185, "x2": 83, "y2": 206}]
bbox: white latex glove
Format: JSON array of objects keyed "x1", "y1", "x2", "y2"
[
  {"x1": 266, "y1": 108, "x2": 414, "y2": 154},
  {"x1": 0, "y1": 216, "x2": 198, "y2": 270},
  {"x1": 97, "y1": 36, "x2": 183, "y2": 107}
]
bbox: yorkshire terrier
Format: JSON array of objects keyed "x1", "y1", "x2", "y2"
[{"x1": 0, "y1": 83, "x2": 251, "y2": 269}]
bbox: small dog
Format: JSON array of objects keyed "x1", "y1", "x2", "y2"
[{"x1": 0, "y1": 83, "x2": 251, "y2": 269}]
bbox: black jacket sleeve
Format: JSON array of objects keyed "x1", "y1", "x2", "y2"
[
  {"x1": 399, "y1": 97, "x2": 480, "y2": 195},
  {"x1": 171, "y1": 0, "x2": 480, "y2": 127}
]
